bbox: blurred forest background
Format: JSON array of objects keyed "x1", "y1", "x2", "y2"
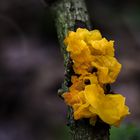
[{"x1": 0, "y1": 0, "x2": 139, "y2": 140}]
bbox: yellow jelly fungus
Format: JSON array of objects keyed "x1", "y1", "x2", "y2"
[
  {"x1": 91, "y1": 55, "x2": 122, "y2": 84},
  {"x1": 63, "y1": 28, "x2": 130, "y2": 126},
  {"x1": 89, "y1": 38, "x2": 114, "y2": 56},
  {"x1": 85, "y1": 85, "x2": 130, "y2": 127}
]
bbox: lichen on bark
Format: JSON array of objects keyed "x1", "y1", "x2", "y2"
[{"x1": 50, "y1": 0, "x2": 110, "y2": 139}]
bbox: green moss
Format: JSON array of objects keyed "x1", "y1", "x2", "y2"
[{"x1": 110, "y1": 124, "x2": 140, "y2": 140}]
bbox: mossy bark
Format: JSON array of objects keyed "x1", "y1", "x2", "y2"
[{"x1": 51, "y1": 0, "x2": 110, "y2": 139}]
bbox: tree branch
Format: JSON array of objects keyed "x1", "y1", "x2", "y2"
[{"x1": 50, "y1": 0, "x2": 110, "y2": 139}]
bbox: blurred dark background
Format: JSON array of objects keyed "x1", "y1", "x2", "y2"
[{"x1": 0, "y1": 0, "x2": 139, "y2": 140}]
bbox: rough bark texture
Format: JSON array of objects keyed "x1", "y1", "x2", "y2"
[{"x1": 51, "y1": 0, "x2": 110, "y2": 139}]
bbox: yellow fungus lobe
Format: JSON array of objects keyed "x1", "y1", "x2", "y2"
[{"x1": 63, "y1": 28, "x2": 130, "y2": 126}]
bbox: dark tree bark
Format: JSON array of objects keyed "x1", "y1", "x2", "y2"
[{"x1": 50, "y1": 0, "x2": 110, "y2": 139}]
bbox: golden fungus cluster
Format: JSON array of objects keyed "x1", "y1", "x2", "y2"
[{"x1": 63, "y1": 28, "x2": 130, "y2": 126}]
